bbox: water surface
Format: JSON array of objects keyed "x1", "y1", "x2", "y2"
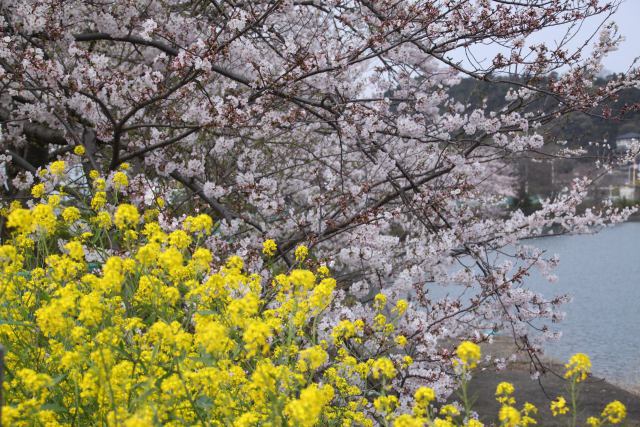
[{"x1": 527, "y1": 223, "x2": 640, "y2": 389}]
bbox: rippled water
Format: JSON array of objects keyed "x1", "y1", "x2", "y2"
[
  {"x1": 526, "y1": 223, "x2": 640, "y2": 389},
  {"x1": 424, "y1": 223, "x2": 640, "y2": 388}
]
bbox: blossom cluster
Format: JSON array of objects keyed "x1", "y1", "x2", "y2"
[
  {"x1": 0, "y1": 179, "x2": 433, "y2": 426},
  {"x1": 1, "y1": 0, "x2": 639, "y2": 396},
  {"x1": 0, "y1": 164, "x2": 631, "y2": 426}
]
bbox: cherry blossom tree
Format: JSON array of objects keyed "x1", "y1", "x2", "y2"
[{"x1": 1, "y1": 0, "x2": 638, "y2": 398}]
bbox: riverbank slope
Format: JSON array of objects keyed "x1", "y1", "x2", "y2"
[{"x1": 461, "y1": 338, "x2": 640, "y2": 426}]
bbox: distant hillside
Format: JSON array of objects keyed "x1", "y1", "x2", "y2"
[{"x1": 448, "y1": 75, "x2": 640, "y2": 149}]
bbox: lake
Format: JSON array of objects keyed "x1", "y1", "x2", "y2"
[
  {"x1": 527, "y1": 223, "x2": 640, "y2": 389},
  {"x1": 426, "y1": 222, "x2": 640, "y2": 389}
]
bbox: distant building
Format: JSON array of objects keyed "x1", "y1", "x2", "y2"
[
  {"x1": 615, "y1": 132, "x2": 640, "y2": 151},
  {"x1": 620, "y1": 185, "x2": 636, "y2": 200}
]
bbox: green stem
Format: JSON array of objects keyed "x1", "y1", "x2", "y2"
[{"x1": 570, "y1": 379, "x2": 578, "y2": 427}]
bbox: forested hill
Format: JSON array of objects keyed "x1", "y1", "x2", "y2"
[{"x1": 449, "y1": 74, "x2": 640, "y2": 148}]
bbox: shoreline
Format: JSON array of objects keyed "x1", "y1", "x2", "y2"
[
  {"x1": 483, "y1": 336, "x2": 640, "y2": 395},
  {"x1": 464, "y1": 337, "x2": 640, "y2": 426}
]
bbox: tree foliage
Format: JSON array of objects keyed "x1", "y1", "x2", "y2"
[{"x1": 1, "y1": 0, "x2": 639, "y2": 397}]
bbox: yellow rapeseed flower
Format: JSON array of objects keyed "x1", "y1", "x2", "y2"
[
  {"x1": 373, "y1": 395, "x2": 399, "y2": 415},
  {"x1": 49, "y1": 160, "x2": 65, "y2": 176},
  {"x1": 414, "y1": 386, "x2": 435, "y2": 406},
  {"x1": 394, "y1": 414, "x2": 425, "y2": 427},
  {"x1": 91, "y1": 192, "x2": 107, "y2": 210},
  {"x1": 294, "y1": 244, "x2": 308, "y2": 261},
  {"x1": 112, "y1": 171, "x2": 129, "y2": 190},
  {"x1": 297, "y1": 346, "x2": 328, "y2": 372},
  {"x1": 498, "y1": 406, "x2": 521, "y2": 427},
  {"x1": 395, "y1": 299, "x2": 408, "y2": 314},
  {"x1": 183, "y1": 214, "x2": 213, "y2": 235},
  {"x1": 32, "y1": 203, "x2": 57, "y2": 234},
  {"x1": 586, "y1": 416, "x2": 602, "y2": 426},
  {"x1": 6, "y1": 208, "x2": 33, "y2": 234},
  {"x1": 374, "y1": 293, "x2": 387, "y2": 310},
  {"x1": 402, "y1": 355, "x2": 413, "y2": 368},
  {"x1": 284, "y1": 384, "x2": 334, "y2": 427},
  {"x1": 114, "y1": 204, "x2": 140, "y2": 230},
  {"x1": 601, "y1": 400, "x2": 626, "y2": 424},
  {"x1": 317, "y1": 264, "x2": 330, "y2": 276},
  {"x1": 93, "y1": 211, "x2": 112, "y2": 228},
  {"x1": 243, "y1": 320, "x2": 272, "y2": 356},
  {"x1": 62, "y1": 207, "x2": 81, "y2": 223},
  {"x1": 371, "y1": 357, "x2": 396, "y2": 380},
  {"x1": 3, "y1": 197, "x2": 608, "y2": 427},
  {"x1": 496, "y1": 381, "x2": 515, "y2": 405},
  {"x1": 168, "y1": 229, "x2": 192, "y2": 249},
  {"x1": 550, "y1": 396, "x2": 569, "y2": 416},
  {"x1": 48, "y1": 194, "x2": 61, "y2": 207},
  {"x1": 262, "y1": 239, "x2": 277, "y2": 256},
  {"x1": 455, "y1": 341, "x2": 481, "y2": 369},
  {"x1": 440, "y1": 404, "x2": 460, "y2": 419},
  {"x1": 395, "y1": 335, "x2": 407, "y2": 347},
  {"x1": 564, "y1": 353, "x2": 591, "y2": 382},
  {"x1": 31, "y1": 183, "x2": 45, "y2": 198},
  {"x1": 64, "y1": 241, "x2": 84, "y2": 261}
]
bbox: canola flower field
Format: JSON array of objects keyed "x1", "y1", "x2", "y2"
[{"x1": 0, "y1": 162, "x2": 631, "y2": 426}]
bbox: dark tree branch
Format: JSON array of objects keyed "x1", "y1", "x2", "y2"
[{"x1": 0, "y1": 108, "x2": 67, "y2": 146}]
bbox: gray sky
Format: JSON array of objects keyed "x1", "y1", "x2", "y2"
[
  {"x1": 451, "y1": 0, "x2": 639, "y2": 73},
  {"x1": 597, "y1": 0, "x2": 640, "y2": 72}
]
